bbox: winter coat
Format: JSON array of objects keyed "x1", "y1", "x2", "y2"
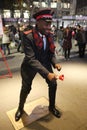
[{"x1": 62, "y1": 29, "x2": 72, "y2": 50}]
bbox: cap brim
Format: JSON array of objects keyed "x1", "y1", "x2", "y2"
[
  {"x1": 40, "y1": 18, "x2": 52, "y2": 22},
  {"x1": 44, "y1": 19, "x2": 52, "y2": 22}
]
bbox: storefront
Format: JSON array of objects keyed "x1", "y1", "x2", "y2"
[
  {"x1": 1, "y1": 9, "x2": 30, "y2": 26},
  {"x1": 61, "y1": 15, "x2": 87, "y2": 28}
]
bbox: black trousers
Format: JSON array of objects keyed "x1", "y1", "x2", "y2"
[
  {"x1": 19, "y1": 62, "x2": 57, "y2": 109},
  {"x1": 78, "y1": 43, "x2": 86, "y2": 58},
  {"x1": 1, "y1": 43, "x2": 10, "y2": 54},
  {"x1": 64, "y1": 48, "x2": 70, "y2": 59}
]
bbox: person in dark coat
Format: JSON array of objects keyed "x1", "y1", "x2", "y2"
[
  {"x1": 75, "y1": 26, "x2": 86, "y2": 58},
  {"x1": 62, "y1": 27, "x2": 72, "y2": 60},
  {"x1": 15, "y1": 8, "x2": 62, "y2": 121}
]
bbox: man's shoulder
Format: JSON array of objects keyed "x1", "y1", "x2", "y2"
[
  {"x1": 23, "y1": 29, "x2": 33, "y2": 41},
  {"x1": 24, "y1": 30, "x2": 32, "y2": 35}
]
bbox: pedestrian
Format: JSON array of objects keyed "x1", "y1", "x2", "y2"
[
  {"x1": 17, "y1": 25, "x2": 24, "y2": 53},
  {"x1": 75, "y1": 26, "x2": 86, "y2": 58},
  {"x1": 57, "y1": 26, "x2": 64, "y2": 55},
  {"x1": 15, "y1": 8, "x2": 62, "y2": 121},
  {"x1": 62, "y1": 27, "x2": 72, "y2": 60},
  {"x1": 1, "y1": 26, "x2": 11, "y2": 55}
]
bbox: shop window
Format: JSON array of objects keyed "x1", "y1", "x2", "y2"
[
  {"x1": 3, "y1": 10, "x2": 11, "y2": 18},
  {"x1": 14, "y1": 10, "x2": 20, "y2": 18}
]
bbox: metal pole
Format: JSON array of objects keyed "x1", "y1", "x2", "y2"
[
  {"x1": 39, "y1": 0, "x2": 42, "y2": 9},
  {"x1": 70, "y1": 0, "x2": 77, "y2": 15}
]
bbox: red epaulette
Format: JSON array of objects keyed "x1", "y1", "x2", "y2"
[{"x1": 24, "y1": 30, "x2": 32, "y2": 35}]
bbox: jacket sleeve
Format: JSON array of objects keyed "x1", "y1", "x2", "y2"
[
  {"x1": 51, "y1": 54, "x2": 58, "y2": 68},
  {"x1": 23, "y1": 33, "x2": 49, "y2": 78}
]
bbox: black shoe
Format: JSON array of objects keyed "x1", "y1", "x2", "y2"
[
  {"x1": 49, "y1": 107, "x2": 61, "y2": 118},
  {"x1": 8, "y1": 52, "x2": 10, "y2": 55},
  {"x1": 17, "y1": 49, "x2": 20, "y2": 52},
  {"x1": 15, "y1": 109, "x2": 23, "y2": 121}
]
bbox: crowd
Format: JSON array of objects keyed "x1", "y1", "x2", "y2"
[
  {"x1": 56, "y1": 24, "x2": 87, "y2": 60},
  {"x1": 0, "y1": 24, "x2": 25, "y2": 55},
  {"x1": 0, "y1": 23, "x2": 87, "y2": 59}
]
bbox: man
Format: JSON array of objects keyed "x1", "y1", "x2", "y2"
[
  {"x1": 57, "y1": 26, "x2": 64, "y2": 55},
  {"x1": 75, "y1": 26, "x2": 86, "y2": 58},
  {"x1": 15, "y1": 8, "x2": 62, "y2": 121}
]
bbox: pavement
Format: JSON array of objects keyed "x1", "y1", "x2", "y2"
[
  {"x1": 0, "y1": 48, "x2": 24, "y2": 74},
  {"x1": 0, "y1": 42, "x2": 87, "y2": 130}
]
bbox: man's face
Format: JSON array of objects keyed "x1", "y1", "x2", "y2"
[{"x1": 37, "y1": 19, "x2": 52, "y2": 35}]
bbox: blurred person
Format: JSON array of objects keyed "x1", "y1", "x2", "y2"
[
  {"x1": 75, "y1": 26, "x2": 86, "y2": 58},
  {"x1": 62, "y1": 27, "x2": 72, "y2": 60},
  {"x1": 17, "y1": 25, "x2": 24, "y2": 53},
  {"x1": 1, "y1": 26, "x2": 11, "y2": 55},
  {"x1": 51, "y1": 25, "x2": 57, "y2": 41},
  {"x1": 15, "y1": 31, "x2": 21, "y2": 52},
  {"x1": 15, "y1": 8, "x2": 62, "y2": 121},
  {"x1": 85, "y1": 26, "x2": 87, "y2": 43},
  {"x1": 57, "y1": 26, "x2": 64, "y2": 55}
]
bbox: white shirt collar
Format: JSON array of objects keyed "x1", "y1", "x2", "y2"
[{"x1": 38, "y1": 32, "x2": 45, "y2": 38}]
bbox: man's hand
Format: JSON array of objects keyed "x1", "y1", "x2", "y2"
[
  {"x1": 47, "y1": 73, "x2": 58, "y2": 81},
  {"x1": 55, "y1": 64, "x2": 62, "y2": 71}
]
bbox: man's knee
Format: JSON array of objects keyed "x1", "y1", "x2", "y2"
[
  {"x1": 21, "y1": 84, "x2": 31, "y2": 94},
  {"x1": 49, "y1": 81, "x2": 57, "y2": 90}
]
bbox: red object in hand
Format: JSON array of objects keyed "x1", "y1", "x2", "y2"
[{"x1": 59, "y1": 74, "x2": 64, "y2": 81}]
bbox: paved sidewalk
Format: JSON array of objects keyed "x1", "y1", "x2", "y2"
[
  {"x1": 0, "y1": 48, "x2": 24, "y2": 74},
  {"x1": 0, "y1": 43, "x2": 87, "y2": 130},
  {"x1": 0, "y1": 54, "x2": 87, "y2": 130}
]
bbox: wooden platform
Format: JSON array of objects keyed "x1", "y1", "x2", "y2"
[{"x1": 6, "y1": 97, "x2": 49, "y2": 130}]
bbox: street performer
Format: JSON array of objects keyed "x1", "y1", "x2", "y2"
[{"x1": 15, "y1": 8, "x2": 62, "y2": 121}]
